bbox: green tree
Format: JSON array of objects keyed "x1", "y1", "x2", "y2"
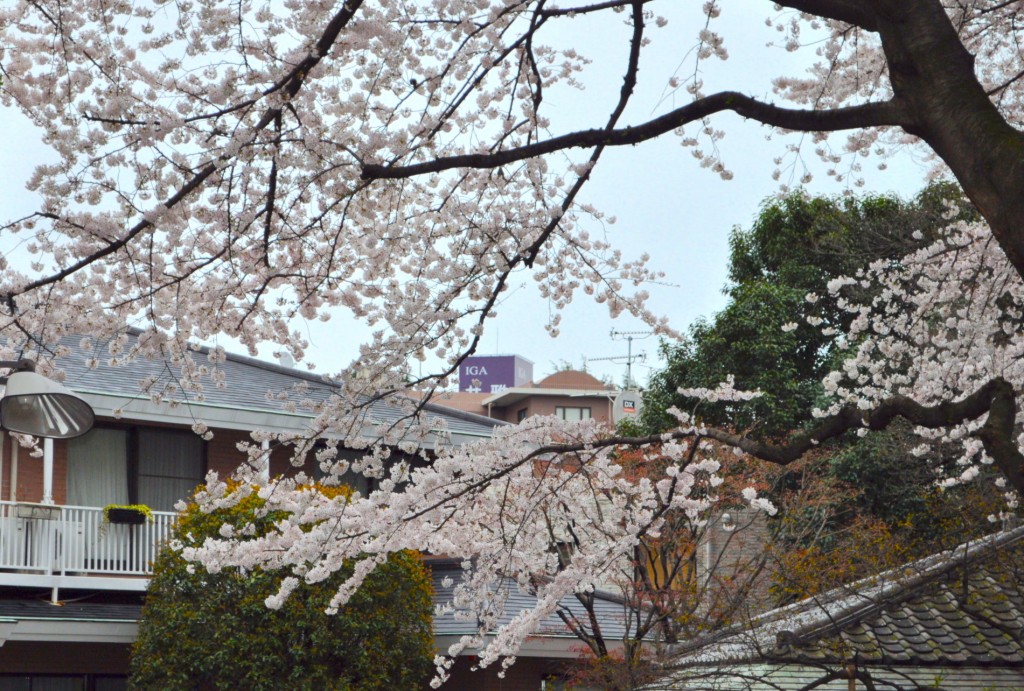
[
  {"x1": 638, "y1": 185, "x2": 999, "y2": 577},
  {"x1": 129, "y1": 486, "x2": 434, "y2": 691},
  {"x1": 640, "y1": 183, "x2": 973, "y2": 438}
]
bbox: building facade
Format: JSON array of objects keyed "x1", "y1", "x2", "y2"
[{"x1": 0, "y1": 334, "x2": 529, "y2": 689}]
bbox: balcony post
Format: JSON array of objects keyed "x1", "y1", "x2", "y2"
[{"x1": 42, "y1": 437, "x2": 54, "y2": 505}]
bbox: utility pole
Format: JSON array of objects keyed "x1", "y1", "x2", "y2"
[{"x1": 587, "y1": 329, "x2": 653, "y2": 388}]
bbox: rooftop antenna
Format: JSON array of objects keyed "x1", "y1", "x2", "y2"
[{"x1": 588, "y1": 329, "x2": 654, "y2": 388}]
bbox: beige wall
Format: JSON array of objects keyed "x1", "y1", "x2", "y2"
[{"x1": 494, "y1": 394, "x2": 614, "y2": 425}]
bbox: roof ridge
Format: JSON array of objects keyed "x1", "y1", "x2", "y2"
[
  {"x1": 669, "y1": 524, "x2": 1024, "y2": 665},
  {"x1": 777, "y1": 523, "x2": 1024, "y2": 644}
]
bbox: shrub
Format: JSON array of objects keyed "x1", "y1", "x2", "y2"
[{"x1": 129, "y1": 486, "x2": 434, "y2": 690}]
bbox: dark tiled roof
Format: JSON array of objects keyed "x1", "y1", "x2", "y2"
[
  {"x1": 780, "y1": 561, "x2": 1024, "y2": 666},
  {"x1": 52, "y1": 331, "x2": 503, "y2": 438},
  {"x1": 672, "y1": 525, "x2": 1024, "y2": 670}
]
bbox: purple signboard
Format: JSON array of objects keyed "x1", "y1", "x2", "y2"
[{"x1": 459, "y1": 355, "x2": 533, "y2": 393}]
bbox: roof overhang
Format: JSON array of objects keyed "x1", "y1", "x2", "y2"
[
  {"x1": 75, "y1": 390, "x2": 486, "y2": 451},
  {"x1": 0, "y1": 617, "x2": 138, "y2": 645},
  {"x1": 482, "y1": 387, "x2": 615, "y2": 408}
]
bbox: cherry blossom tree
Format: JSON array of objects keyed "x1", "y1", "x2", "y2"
[{"x1": 1, "y1": 0, "x2": 1024, "y2": 683}]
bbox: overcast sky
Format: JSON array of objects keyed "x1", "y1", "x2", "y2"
[{"x1": 0, "y1": 4, "x2": 931, "y2": 387}]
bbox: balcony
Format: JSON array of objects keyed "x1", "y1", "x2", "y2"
[{"x1": 0, "y1": 501, "x2": 175, "y2": 591}]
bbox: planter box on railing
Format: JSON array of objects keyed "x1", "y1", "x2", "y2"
[
  {"x1": 104, "y1": 507, "x2": 151, "y2": 525},
  {"x1": 15, "y1": 503, "x2": 61, "y2": 520},
  {"x1": 106, "y1": 508, "x2": 147, "y2": 524}
]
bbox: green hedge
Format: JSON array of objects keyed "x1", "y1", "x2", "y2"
[{"x1": 129, "y1": 486, "x2": 434, "y2": 690}]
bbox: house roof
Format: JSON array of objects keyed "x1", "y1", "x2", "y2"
[
  {"x1": 481, "y1": 369, "x2": 615, "y2": 408},
  {"x1": 0, "y1": 597, "x2": 141, "y2": 623},
  {"x1": 536, "y1": 370, "x2": 608, "y2": 390},
  {"x1": 772, "y1": 556, "x2": 1024, "y2": 667},
  {"x1": 429, "y1": 558, "x2": 633, "y2": 658},
  {"x1": 50, "y1": 332, "x2": 503, "y2": 447},
  {"x1": 667, "y1": 524, "x2": 1024, "y2": 673}
]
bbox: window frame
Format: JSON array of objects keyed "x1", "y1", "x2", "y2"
[{"x1": 554, "y1": 406, "x2": 592, "y2": 421}]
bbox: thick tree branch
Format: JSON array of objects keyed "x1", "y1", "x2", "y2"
[
  {"x1": 360, "y1": 95, "x2": 906, "y2": 180},
  {"x1": 776, "y1": 0, "x2": 879, "y2": 31},
  {"x1": 528, "y1": 377, "x2": 1024, "y2": 497}
]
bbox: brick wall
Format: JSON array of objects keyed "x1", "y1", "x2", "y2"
[
  {"x1": 207, "y1": 428, "x2": 314, "y2": 480},
  {"x1": 0, "y1": 434, "x2": 68, "y2": 504}
]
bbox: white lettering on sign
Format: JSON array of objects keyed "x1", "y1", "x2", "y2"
[
  {"x1": 464, "y1": 365, "x2": 489, "y2": 376},
  {"x1": 490, "y1": 384, "x2": 507, "y2": 393}
]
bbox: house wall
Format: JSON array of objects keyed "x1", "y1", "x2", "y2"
[
  {"x1": 494, "y1": 394, "x2": 614, "y2": 424},
  {"x1": 0, "y1": 434, "x2": 69, "y2": 504},
  {"x1": 0, "y1": 423, "x2": 317, "y2": 509},
  {"x1": 207, "y1": 428, "x2": 311, "y2": 479},
  {"x1": 446, "y1": 656, "x2": 571, "y2": 691},
  {"x1": 0, "y1": 642, "x2": 130, "y2": 674},
  {"x1": 699, "y1": 509, "x2": 773, "y2": 615}
]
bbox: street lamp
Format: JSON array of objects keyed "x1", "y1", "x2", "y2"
[{"x1": 0, "y1": 359, "x2": 95, "y2": 439}]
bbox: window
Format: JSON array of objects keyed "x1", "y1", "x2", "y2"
[
  {"x1": 67, "y1": 427, "x2": 206, "y2": 512},
  {"x1": 555, "y1": 406, "x2": 591, "y2": 421},
  {"x1": 136, "y1": 429, "x2": 205, "y2": 511},
  {"x1": 516, "y1": 407, "x2": 528, "y2": 422}
]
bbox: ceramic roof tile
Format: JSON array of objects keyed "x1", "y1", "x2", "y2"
[
  {"x1": 665, "y1": 526, "x2": 1024, "y2": 683},
  {"x1": 791, "y1": 532, "x2": 1023, "y2": 666}
]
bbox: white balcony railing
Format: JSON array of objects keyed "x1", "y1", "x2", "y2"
[{"x1": 0, "y1": 501, "x2": 175, "y2": 577}]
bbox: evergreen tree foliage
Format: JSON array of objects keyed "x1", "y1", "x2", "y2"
[
  {"x1": 129, "y1": 487, "x2": 434, "y2": 691},
  {"x1": 640, "y1": 183, "x2": 973, "y2": 438}
]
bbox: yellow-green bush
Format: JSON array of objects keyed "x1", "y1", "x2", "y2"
[{"x1": 129, "y1": 485, "x2": 434, "y2": 690}]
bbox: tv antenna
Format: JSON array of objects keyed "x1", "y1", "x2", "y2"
[{"x1": 586, "y1": 329, "x2": 654, "y2": 388}]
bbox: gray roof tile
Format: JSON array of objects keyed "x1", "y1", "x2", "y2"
[
  {"x1": 52, "y1": 331, "x2": 503, "y2": 440},
  {"x1": 429, "y1": 559, "x2": 631, "y2": 641},
  {"x1": 669, "y1": 525, "x2": 1024, "y2": 673}
]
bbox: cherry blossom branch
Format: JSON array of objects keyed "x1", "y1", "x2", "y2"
[
  {"x1": 538, "y1": 0, "x2": 655, "y2": 18},
  {"x1": 360, "y1": 96, "x2": 906, "y2": 180},
  {"x1": 524, "y1": 377, "x2": 1024, "y2": 496},
  {"x1": 7, "y1": 0, "x2": 366, "y2": 300}
]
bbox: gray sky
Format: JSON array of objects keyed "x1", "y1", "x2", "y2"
[{"x1": 0, "y1": 3, "x2": 930, "y2": 387}]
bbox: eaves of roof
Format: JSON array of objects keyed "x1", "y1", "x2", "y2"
[{"x1": 482, "y1": 387, "x2": 616, "y2": 407}]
